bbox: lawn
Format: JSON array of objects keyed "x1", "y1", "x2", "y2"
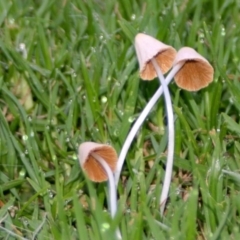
[{"x1": 0, "y1": 0, "x2": 240, "y2": 239}]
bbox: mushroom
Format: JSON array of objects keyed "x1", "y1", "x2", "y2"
[
  {"x1": 115, "y1": 33, "x2": 177, "y2": 190},
  {"x1": 78, "y1": 142, "x2": 121, "y2": 239},
  {"x1": 134, "y1": 33, "x2": 176, "y2": 80},
  {"x1": 173, "y1": 47, "x2": 214, "y2": 91},
  {"x1": 79, "y1": 142, "x2": 117, "y2": 182}
]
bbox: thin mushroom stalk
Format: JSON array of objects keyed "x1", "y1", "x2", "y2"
[
  {"x1": 114, "y1": 63, "x2": 184, "y2": 186},
  {"x1": 151, "y1": 58, "x2": 175, "y2": 215},
  {"x1": 90, "y1": 152, "x2": 117, "y2": 219}
]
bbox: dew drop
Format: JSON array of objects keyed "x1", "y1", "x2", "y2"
[
  {"x1": 101, "y1": 96, "x2": 108, "y2": 103},
  {"x1": 52, "y1": 118, "x2": 58, "y2": 125},
  {"x1": 132, "y1": 168, "x2": 138, "y2": 174},
  {"x1": 66, "y1": 137, "x2": 70, "y2": 142},
  {"x1": 175, "y1": 188, "x2": 181, "y2": 195},
  {"x1": 19, "y1": 169, "x2": 26, "y2": 177},
  {"x1": 128, "y1": 116, "x2": 135, "y2": 123},
  {"x1": 107, "y1": 76, "x2": 111, "y2": 81},
  {"x1": 48, "y1": 190, "x2": 54, "y2": 198},
  {"x1": 9, "y1": 18, "x2": 15, "y2": 24},
  {"x1": 22, "y1": 135, "x2": 28, "y2": 141},
  {"x1": 199, "y1": 32, "x2": 205, "y2": 38},
  {"x1": 126, "y1": 208, "x2": 131, "y2": 213},
  {"x1": 101, "y1": 222, "x2": 110, "y2": 232},
  {"x1": 18, "y1": 43, "x2": 27, "y2": 59},
  {"x1": 221, "y1": 27, "x2": 226, "y2": 36},
  {"x1": 72, "y1": 72, "x2": 77, "y2": 78},
  {"x1": 215, "y1": 159, "x2": 220, "y2": 170},
  {"x1": 19, "y1": 43, "x2": 25, "y2": 51},
  {"x1": 72, "y1": 154, "x2": 77, "y2": 160},
  {"x1": 23, "y1": 219, "x2": 29, "y2": 226},
  {"x1": 30, "y1": 131, "x2": 34, "y2": 137},
  {"x1": 24, "y1": 150, "x2": 28, "y2": 155},
  {"x1": 131, "y1": 14, "x2": 136, "y2": 20},
  {"x1": 115, "y1": 81, "x2": 120, "y2": 87},
  {"x1": 118, "y1": 110, "x2": 124, "y2": 116},
  {"x1": 99, "y1": 35, "x2": 104, "y2": 40},
  {"x1": 113, "y1": 129, "x2": 119, "y2": 136}
]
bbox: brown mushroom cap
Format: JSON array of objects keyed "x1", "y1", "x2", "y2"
[
  {"x1": 134, "y1": 33, "x2": 177, "y2": 80},
  {"x1": 173, "y1": 47, "x2": 214, "y2": 91},
  {"x1": 78, "y1": 142, "x2": 118, "y2": 182}
]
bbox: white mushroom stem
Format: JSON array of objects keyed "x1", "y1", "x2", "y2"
[
  {"x1": 151, "y1": 58, "x2": 174, "y2": 215},
  {"x1": 114, "y1": 62, "x2": 185, "y2": 187},
  {"x1": 90, "y1": 152, "x2": 117, "y2": 217},
  {"x1": 90, "y1": 152, "x2": 122, "y2": 239}
]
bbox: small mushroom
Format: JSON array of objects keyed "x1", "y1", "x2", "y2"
[
  {"x1": 173, "y1": 47, "x2": 214, "y2": 91},
  {"x1": 134, "y1": 33, "x2": 177, "y2": 80},
  {"x1": 79, "y1": 141, "x2": 117, "y2": 182},
  {"x1": 78, "y1": 142, "x2": 121, "y2": 239}
]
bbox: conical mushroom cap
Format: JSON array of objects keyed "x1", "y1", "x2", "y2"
[
  {"x1": 173, "y1": 47, "x2": 214, "y2": 91},
  {"x1": 78, "y1": 142, "x2": 118, "y2": 182},
  {"x1": 134, "y1": 33, "x2": 177, "y2": 80}
]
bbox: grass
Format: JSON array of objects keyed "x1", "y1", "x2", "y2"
[{"x1": 0, "y1": 0, "x2": 240, "y2": 239}]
